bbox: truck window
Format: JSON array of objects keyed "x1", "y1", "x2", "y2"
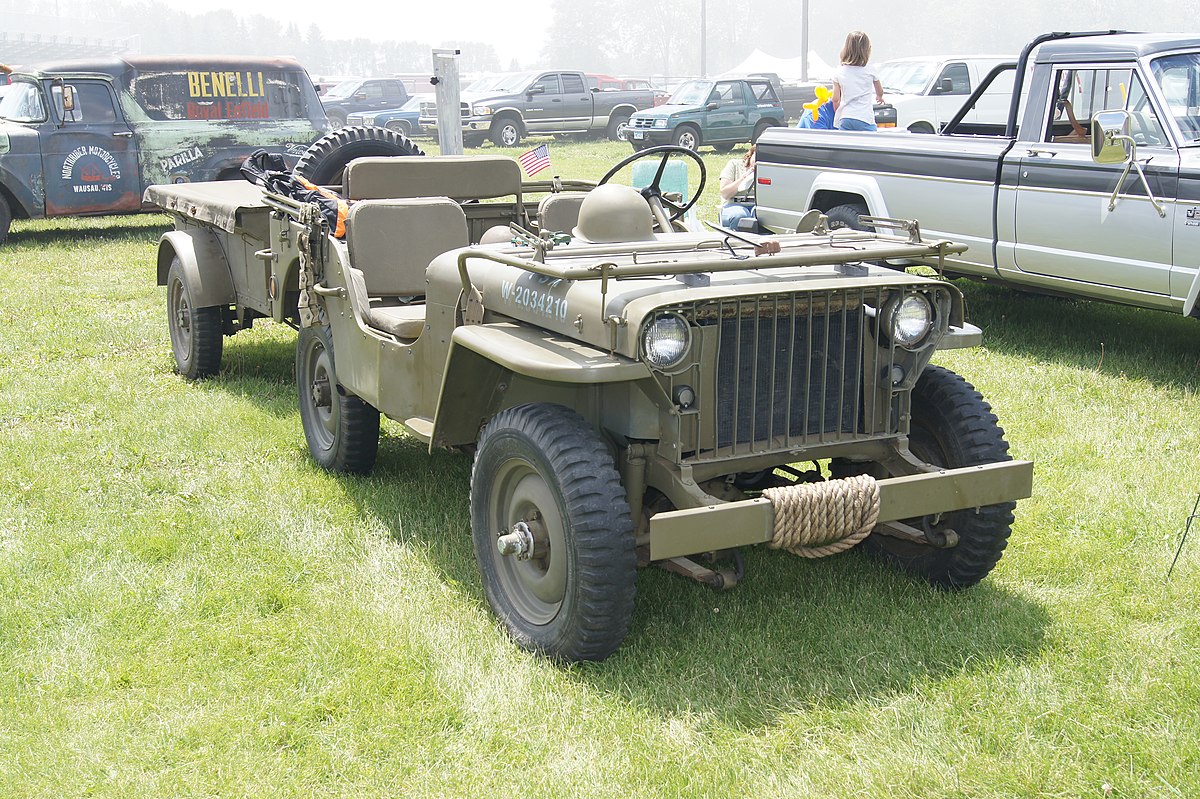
[
  {"x1": 531, "y1": 74, "x2": 562, "y2": 95},
  {"x1": 1046, "y1": 67, "x2": 1166, "y2": 146},
  {"x1": 561, "y1": 73, "x2": 585, "y2": 94},
  {"x1": 710, "y1": 82, "x2": 743, "y2": 107},
  {"x1": 55, "y1": 82, "x2": 117, "y2": 124},
  {"x1": 1150, "y1": 52, "x2": 1200, "y2": 141},
  {"x1": 749, "y1": 82, "x2": 779, "y2": 103},
  {"x1": 936, "y1": 63, "x2": 971, "y2": 95},
  {"x1": 0, "y1": 80, "x2": 47, "y2": 122},
  {"x1": 130, "y1": 69, "x2": 316, "y2": 121}
]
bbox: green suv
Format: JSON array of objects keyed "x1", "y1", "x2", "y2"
[{"x1": 626, "y1": 77, "x2": 786, "y2": 151}]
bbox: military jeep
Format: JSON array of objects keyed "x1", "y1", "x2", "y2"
[{"x1": 148, "y1": 143, "x2": 1033, "y2": 662}]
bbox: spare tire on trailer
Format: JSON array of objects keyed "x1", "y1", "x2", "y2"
[{"x1": 294, "y1": 125, "x2": 424, "y2": 186}]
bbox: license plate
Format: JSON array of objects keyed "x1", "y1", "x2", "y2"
[{"x1": 632, "y1": 130, "x2": 644, "y2": 140}]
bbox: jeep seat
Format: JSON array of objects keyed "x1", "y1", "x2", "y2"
[
  {"x1": 537, "y1": 192, "x2": 588, "y2": 235},
  {"x1": 343, "y1": 197, "x2": 469, "y2": 339}
]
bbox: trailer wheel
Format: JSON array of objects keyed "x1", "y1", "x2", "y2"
[
  {"x1": 296, "y1": 325, "x2": 380, "y2": 474},
  {"x1": 166, "y1": 257, "x2": 223, "y2": 380},
  {"x1": 471, "y1": 403, "x2": 637, "y2": 661},
  {"x1": 294, "y1": 125, "x2": 424, "y2": 186},
  {"x1": 860, "y1": 366, "x2": 1016, "y2": 588}
]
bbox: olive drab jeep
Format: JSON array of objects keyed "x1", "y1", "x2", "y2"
[{"x1": 148, "y1": 135, "x2": 1034, "y2": 662}]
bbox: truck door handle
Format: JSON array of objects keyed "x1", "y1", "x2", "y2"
[
  {"x1": 112, "y1": 130, "x2": 134, "y2": 138},
  {"x1": 1026, "y1": 148, "x2": 1056, "y2": 158}
]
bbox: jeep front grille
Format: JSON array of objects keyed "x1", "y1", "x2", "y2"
[{"x1": 663, "y1": 287, "x2": 907, "y2": 462}]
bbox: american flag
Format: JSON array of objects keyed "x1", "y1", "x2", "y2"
[{"x1": 518, "y1": 144, "x2": 551, "y2": 177}]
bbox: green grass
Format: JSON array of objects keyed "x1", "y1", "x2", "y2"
[{"x1": 2, "y1": 142, "x2": 1199, "y2": 798}]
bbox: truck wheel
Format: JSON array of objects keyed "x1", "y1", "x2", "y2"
[
  {"x1": 296, "y1": 325, "x2": 380, "y2": 474},
  {"x1": 384, "y1": 119, "x2": 413, "y2": 137},
  {"x1": 294, "y1": 125, "x2": 424, "y2": 186},
  {"x1": 327, "y1": 111, "x2": 347, "y2": 130},
  {"x1": 0, "y1": 199, "x2": 11, "y2": 246},
  {"x1": 490, "y1": 117, "x2": 522, "y2": 147},
  {"x1": 606, "y1": 114, "x2": 631, "y2": 142},
  {"x1": 862, "y1": 365, "x2": 1016, "y2": 588},
  {"x1": 463, "y1": 134, "x2": 485, "y2": 148},
  {"x1": 712, "y1": 143, "x2": 735, "y2": 153},
  {"x1": 908, "y1": 122, "x2": 936, "y2": 134},
  {"x1": 166, "y1": 257, "x2": 223, "y2": 380},
  {"x1": 826, "y1": 202, "x2": 872, "y2": 232},
  {"x1": 671, "y1": 125, "x2": 700, "y2": 151},
  {"x1": 471, "y1": 403, "x2": 637, "y2": 662}
]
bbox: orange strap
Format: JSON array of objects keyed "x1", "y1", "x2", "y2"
[{"x1": 296, "y1": 176, "x2": 350, "y2": 239}]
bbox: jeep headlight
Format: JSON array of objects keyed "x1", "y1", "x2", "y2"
[
  {"x1": 882, "y1": 293, "x2": 934, "y2": 349},
  {"x1": 653, "y1": 118, "x2": 668, "y2": 129},
  {"x1": 472, "y1": 105, "x2": 494, "y2": 116},
  {"x1": 641, "y1": 313, "x2": 691, "y2": 370}
]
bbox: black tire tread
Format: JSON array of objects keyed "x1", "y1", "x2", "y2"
[
  {"x1": 0, "y1": 199, "x2": 12, "y2": 245},
  {"x1": 865, "y1": 365, "x2": 1015, "y2": 588},
  {"x1": 294, "y1": 125, "x2": 424, "y2": 186},
  {"x1": 167, "y1": 259, "x2": 223, "y2": 380},
  {"x1": 296, "y1": 326, "x2": 380, "y2": 474},
  {"x1": 472, "y1": 403, "x2": 636, "y2": 661}
]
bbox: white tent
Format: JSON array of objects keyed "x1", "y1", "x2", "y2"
[{"x1": 717, "y1": 48, "x2": 834, "y2": 83}]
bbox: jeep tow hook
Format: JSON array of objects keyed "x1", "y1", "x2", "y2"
[{"x1": 497, "y1": 521, "x2": 536, "y2": 560}]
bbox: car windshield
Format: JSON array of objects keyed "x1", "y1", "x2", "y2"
[
  {"x1": 323, "y1": 79, "x2": 363, "y2": 99},
  {"x1": 464, "y1": 75, "x2": 508, "y2": 93},
  {"x1": 1150, "y1": 52, "x2": 1200, "y2": 141},
  {"x1": 878, "y1": 61, "x2": 935, "y2": 94},
  {"x1": 486, "y1": 72, "x2": 538, "y2": 93},
  {"x1": 0, "y1": 80, "x2": 47, "y2": 122},
  {"x1": 667, "y1": 80, "x2": 715, "y2": 105}
]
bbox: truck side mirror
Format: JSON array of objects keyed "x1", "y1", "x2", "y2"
[
  {"x1": 706, "y1": 101, "x2": 719, "y2": 111},
  {"x1": 61, "y1": 84, "x2": 76, "y2": 113},
  {"x1": 1091, "y1": 109, "x2": 1132, "y2": 164},
  {"x1": 936, "y1": 78, "x2": 954, "y2": 94},
  {"x1": 526, "y1": 85, "x2": 544, "y2": 97}
]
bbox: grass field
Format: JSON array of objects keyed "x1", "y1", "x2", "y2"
[{"x1": 2, "y1": 138, "x2": 1199, "y2": 798}]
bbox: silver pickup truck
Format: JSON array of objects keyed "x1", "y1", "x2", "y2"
[{"x1": 754, "y1": 31, "x2": 1200, "y2": 320}]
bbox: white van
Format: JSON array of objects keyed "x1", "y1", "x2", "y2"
[{"x1": 875, "y1": 56, "x2": 1012, "y2": 133}]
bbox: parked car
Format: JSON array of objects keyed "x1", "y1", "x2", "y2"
[
  {"x1": 874, "y1": 55, "x2": 1013, "y2": 133},
  {"x1": 755, "y1": 31, "x2": 1200, "y2": 320},
  {"x1": 0, "y1": 55, "x2": 328, "y2": 245},
  {"x1": 626, "y1": 77, "x2": 786, "y2": 151},
  {"x1": 321, "y1": 77, "x2": 409, "y2": 129},
  {"x1": 346, "y1": 94, "x2": 427, "y2": 136},
  {"x1": 419, "y1": 69, "x2": 658, "y2": 146}
]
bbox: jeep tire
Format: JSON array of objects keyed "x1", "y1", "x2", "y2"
[
  {"x1": 294, "y1": 125, "x2": 424, "y2": 186},
  {"x1": 860, "y1": 365, "x2": 1016, "y2": 588},
  {"x1": 471, "y1": 403, "x2": 637, "y2": 662},
  {"x1": 826, "y1": 202, "x2": 872, "y2": 232},
  {"x1": 671, "y1": 125, "x2": 700, "y2": 151},
  {"x1": 296, "y1": 325, "x2": 380, "y2": 474},
  {"x1": 166, "y1": 257, "x2": 223, "y2": 380}
]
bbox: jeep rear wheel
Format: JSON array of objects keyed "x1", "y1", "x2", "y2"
[
  {"x1": 294, "y1": 125, "x2": 424, "y2": 186},
  {"x1": 471, "y1": 403, "x2": 637, "y2": 662},
  {"x1": 166, "y1": 257, "x2": 223, "y2": 380},
  {"x1": 863, "y1": 365, "x2": 1016, "y2": 588},
  {"x1": 490, "y1": 117, "x2": 522, "y2": 147},
  {"x1": 0, "y1": 198, "x2": 12, "y2": 245},
  {"x1": 296, "y1": 325, "x2": 380, "y2": 474}
]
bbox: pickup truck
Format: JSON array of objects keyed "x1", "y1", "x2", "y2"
[
  {"x1": 625, "y1": 77, "x2": 786, "y2": 152},
  {"x1": 755, "y1": 31, "x2": 1200, "y2": 319},
  {"x1": 0, "y1": 55, "x2": 327, "y2": 245},
  {"x1": 874, "y1": 55, "x2": 1012, "y2": 133},
  {"x1": 144, "y1": 138, "x2": 1031, "y2": 662},
  {"x1": 417, "y1": 70, "x2": 657, "y2": 146}
]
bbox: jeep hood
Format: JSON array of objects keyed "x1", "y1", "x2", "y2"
[{"x1": 633, "y1": 104, "x2": 697, "y2": 119}]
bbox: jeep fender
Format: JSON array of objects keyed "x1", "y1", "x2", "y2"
[
  {"x1": 155, "y1": 228, "x2": 235, "y2": 308},
  {"x1": 430, "y1": 324, "x2": 652, "y2": 449},
  {"x1": 807, "y1": 173, "x2": 892, "y2": 219}
]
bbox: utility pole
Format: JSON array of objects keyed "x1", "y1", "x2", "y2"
[
  {"x1": 801, "y1": 0, "x2": 809, "y2": 81},
  {"x1": 431, "y1": 48, "x2": 463, "y2": 156},
  {"x1": 700, "y1": 0, "x2": 707, "y2": 77}
]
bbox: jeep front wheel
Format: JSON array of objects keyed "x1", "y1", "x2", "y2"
[
  {"x1": 166, "y1": 257, "x2": 223, "y2": 380},
  {"x1": 296, "y1": 325, "x2": 380, "y2": 474},
  {"x1": 863, "y1": 365, "x2": 1016, "y2": 588},
  {"x1": 490, "y1": 117, "x2": 522, "y2": 147},
  {"x1": 672, "y1": 125, "x2": 700, "y2": 151},
  {"x1": 471, "y1": 403, "x2": 637, "y2": 661}
]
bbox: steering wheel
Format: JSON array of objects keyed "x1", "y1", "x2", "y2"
[{"x1": 598, "y1": 145, "x2": 706, "y2": 230}]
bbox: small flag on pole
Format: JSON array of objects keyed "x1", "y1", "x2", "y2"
[{"x1": 518, "y1": 144, "x2": 551, "y2": 177}]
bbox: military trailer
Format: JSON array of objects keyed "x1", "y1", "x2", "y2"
[{"x1": 148, "y1": 143, "x2": 1033, "y2": 662}]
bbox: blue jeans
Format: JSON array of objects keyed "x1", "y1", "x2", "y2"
[
  {"x1": 719, "y1": 202, "x2": 756, "y2": 228},
  {"x1": 837, "y1": 118, "x2": 877, "y2": 131}
]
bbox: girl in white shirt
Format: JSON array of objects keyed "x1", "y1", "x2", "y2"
[{"x1": 832, "y1": 31, "x2": 884, "y2": 131}]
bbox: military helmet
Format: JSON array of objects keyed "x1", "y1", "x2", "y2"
[{"x1": 573, "y1": 184, "x2": 655, "y2": 243}]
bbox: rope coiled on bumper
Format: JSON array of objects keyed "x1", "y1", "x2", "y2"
[{"x1": 762, "y1": 474, "x2": 880, "y2": 558}]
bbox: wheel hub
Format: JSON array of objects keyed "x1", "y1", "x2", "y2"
[{"x1": 311, "y1": 374, "x2": 332, "y2": 408}]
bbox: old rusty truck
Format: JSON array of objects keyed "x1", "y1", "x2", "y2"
[{"x1": 147, "y1": 141, "x2": 1033, "y2": 662}]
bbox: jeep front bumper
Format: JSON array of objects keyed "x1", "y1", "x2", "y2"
[{"x1": 649, "y1": 459, "x2": 1033, "y2": 560}]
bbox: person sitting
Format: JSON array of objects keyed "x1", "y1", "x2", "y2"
[{"x1": 718, "y1": 144, "x2": 757, "y2": 229}]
